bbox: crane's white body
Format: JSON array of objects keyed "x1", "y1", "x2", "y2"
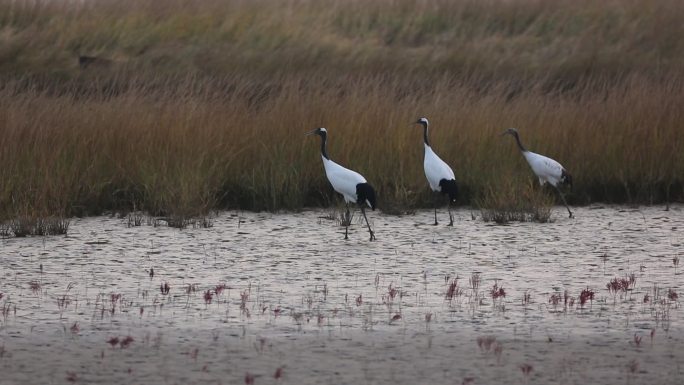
[
  {"x1": 522, "y1": 151, "x2": 566, "y2": 187},
  {"x1": 424, "y1": 143, "x2": 456, "y2": 192},
  {"x1": 321, "y1": 155, "x2": 372, "y2": 208},
  {"x1": 307, "y1": 127, "x2": 376, "y2": 240},
  {"x1": 504, "y1": 127, "x2": 573, "y2": 218}
]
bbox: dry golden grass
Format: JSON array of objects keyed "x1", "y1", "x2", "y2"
[{"x1": 0, "y1": 0, "x2": 682, "y2": 223}]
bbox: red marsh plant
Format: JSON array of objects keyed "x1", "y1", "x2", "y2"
[
  {"x1": 633, "y1": 333, "x2": 642, "y2": 347},
  {"x1": 274, "y1": 367, "x2": 284, "y2": 380},
  {"x1": 674, "y1": 255, "x2": 680, "y2": 275},
  {"x1": 548, "y1": 292, "x2": 561, "y2": 311},
  {"x1": 214, "y1": 283, "x2": 227, "y2": 296},
  {"x1": 29, "y1": 281, "x2": 41, "y2": 294},
  {"x1": 607, "y1": 274, "x2": 636, "y2": 302},
  {"x1": 490, "y1": 281, "x2": 506, "y2": 302},
  {"x1": 579, "y1": 288, "x2": 595, "y2": 309},
  {"x1": 107, "y1": 336, "x2": 119, "y2": 348},
  {"x1": 120, "y1": 336, "x2": 134, "y2": 349},
  {"x1": 445, "y1": 277, "x2": 463, "y2": 302},
  {"x1": 520, "y1": 363, "x2": 533, "y2": 377},
  {"x1": 203, "y1": 290, "x2": 213, "y2": 305},
  {"x1": 355, "y1": 294, "x2": 363, "y2": 306},
  {"x1": 667, "y1": 288, "x2": 678, "y2": 302},
  {"x1": 160, "y1": 282, "x2": 170, "y2": 295}
]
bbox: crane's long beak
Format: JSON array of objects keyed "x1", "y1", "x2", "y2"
[{"x1": 305, "y1": 129, "x2": 318, "y2": 136}]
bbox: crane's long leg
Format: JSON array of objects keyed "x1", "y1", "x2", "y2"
[
  {"x1": 554, "y1": 186, "x2": 574, "y2": 219},
  {"x1": 433, "y1": 194, "x2": 439, "y2": 226},
  {"x1": 447, "y1": 199, "x2": 454, "y2": 226},
  {"x1": 344, "y1": 203, "x2": 350, "y2": 240},
  {"x1": 360, "y1": 206, "x2": 375, "y2": 241}
]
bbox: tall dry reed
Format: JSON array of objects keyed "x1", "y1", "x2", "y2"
[{"x1": 0, "y1": 0, "x2": 682, "y2": 220}]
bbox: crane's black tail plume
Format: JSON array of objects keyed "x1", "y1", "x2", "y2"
[
  {"x1": 439, "y1": 179, "x2": 458, "y2": 203},
  {"x1": 561, "y1": 170, "x2": 573, "y2": 191},
  {"x1": 356, "y1": 183, "x2": 376, "y2": 210}
]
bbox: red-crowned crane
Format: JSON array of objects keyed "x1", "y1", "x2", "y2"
[
  {"x1": 306, "y1": 127, "x2": 376, "y2": 241},
  {"x1": 414, "y1": 117, "x2": 458, "y2": 226},
  {"x1": 502, "y1": 128, "x2": 574, "y2": 218}
]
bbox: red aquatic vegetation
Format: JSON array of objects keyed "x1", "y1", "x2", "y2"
[
  {"x1": 579, "y1": 288, "x2": 595, "y2": 308},
  {"x1": 633, "y1": 333, "x2": 642, "y2": 347},
  {"x1": 214, "y1": 283, "x2": 227, "y2": 296},
  {"x1": 520, "y1": 363, "x2": 533, "y2": 376},
  {"x1": 244, "y1": 372, "x2": 255, "y2": 385},
  {"x1": 387, "y1": 284, "x2": 398, "y2": 302},
  {"x1": 355, "y1": 294, "x2": 363, "y2": 306},
  {"x1": 667, "y1": 288, "x2": 678, "y2": 301},
  {"x1": 606, "y1": 274, "x2": 636, "y2": 296},
  {"x1": 66, "y1": 371, "x2": 78, "y2": 382},
  {"x1": 490, "y1": 282, "x2": 505, "y2": 300},
  {"x1": 120, "y1": 336, "x2": 134, "y2": 349},
  {"x1": 107, "y1": 336, "x2": 119, "y2": 348},
  {"x1": 0, "y1": 293, "x2": 3, "y2": 300},
  {"x1": 274, "y1": 367, "x2": 283, "y2": 380},
  {"x1": 673, "y1": 255, "x2": 680, "y2": 274},
  {"x1": 203, "y1": 290, "x2": 213, "y2": 305},
  {"x1": 445, "y1": 278, "x2": 463, "y2": 301},
  {"x1": 548, "y1": 292, "x2": 561, "y2": 306},
  {"x1": 70, "y1": 322, "x2": 80, "y2": 334},
  {"x1": 110, "y1": 293, "x2": 121, "y2": 303},
  {"x1": 160, "y1": 282, "x2": 170, "y2": 295},
  {"x1": 461, "y1": 378, "x2": 475, "y2": 385},
  {"x1": 643, "y1": 293, "x2": 650, "y2": 303},
  {"x1": 390, "y1": 313, "x2": 401, "y2": 323},
  {"x1": 273, "y1": 307, "x2": 282, "y2": 317},
  {"x1": 29, "y1": 281, "x2": 41, "y2": 294}
]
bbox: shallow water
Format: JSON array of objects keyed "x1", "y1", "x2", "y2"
[{"x1": 0, "y1": 205, "x2": 683, "y2": 385}]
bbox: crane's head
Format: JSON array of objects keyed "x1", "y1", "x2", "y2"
[
  {"x1": 305, "y1": 127, "x2": 327, "y2": 137},
  {"x1": 414, "y1": 117, "x2": 429, "y2": 128},
  {"x1": 501, "y1": 127, "x2": 519, "y2": 137}
]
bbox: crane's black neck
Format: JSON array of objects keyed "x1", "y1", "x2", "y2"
[
  {"x1": 318, "y1": 131, "x2": 329, "y2": 160},
  {"x1": 512, "y1": 131, "x2": 526, "y2": 152},
  {"x1": 419, "y1": 121, "x2": 430, "y2": 146}
]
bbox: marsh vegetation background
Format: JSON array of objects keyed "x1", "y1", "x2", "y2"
[{"x1": 1, "y1": 0, "x2": 683, "y2": 222}]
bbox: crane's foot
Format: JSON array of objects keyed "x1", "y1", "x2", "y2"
[
  {"x1": 569, "y1": 212, "x2": 574, "y2": 219},
  {"x1": 369, "y1": 231, "x2": 376, "y2": 241},
  {"x1": 447, "y1": 220, "x2": 453, "y2": 227},
  {"x1": 433, "y1": 221, "x2": 438, "y2": 226}
]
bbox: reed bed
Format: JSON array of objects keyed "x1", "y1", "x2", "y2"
[{"x1": 0, "y1": 0, "x2": 683, "y2": 222}]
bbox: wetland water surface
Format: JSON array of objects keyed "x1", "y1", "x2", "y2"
[{"x1": 1, "y1": 206, "x2": 683, "y2": 385}]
